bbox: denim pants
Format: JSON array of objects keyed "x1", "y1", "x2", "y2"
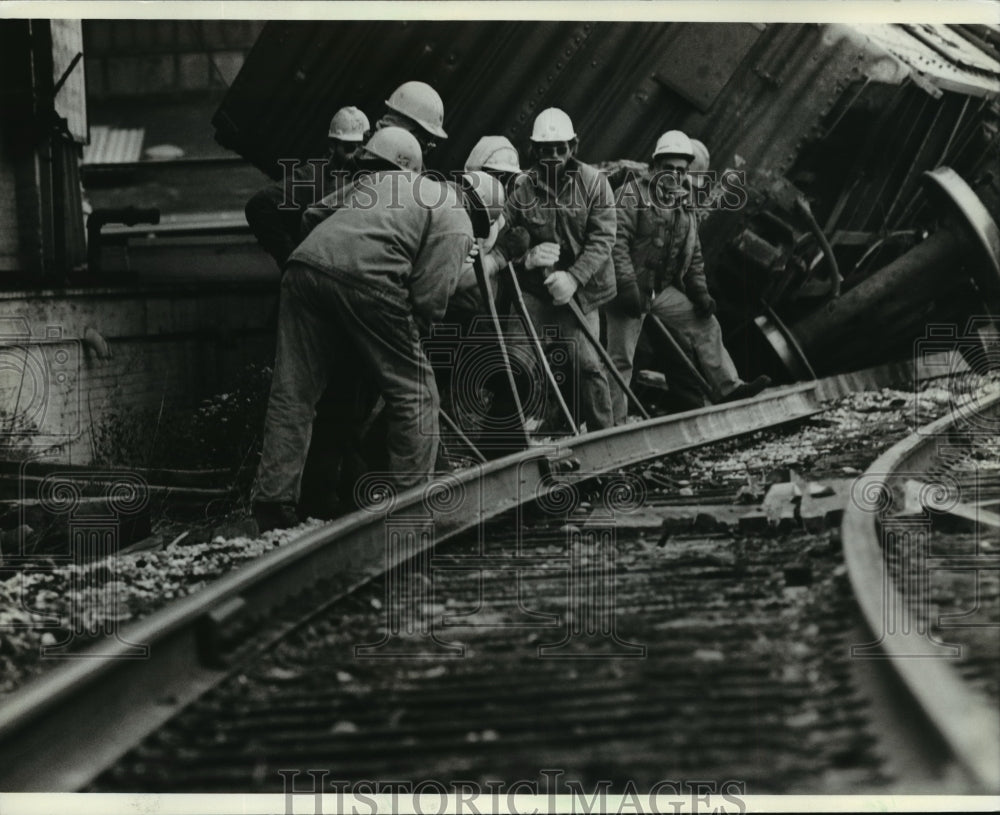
[
  {"x1": 603, "y1": 302, "x2": 645, "y2": 426},
  {"x1": 507, "y1": 291, "x2": 614, "y2": 432},
  {"x1": 254, "y1": 262, "x2": 440, "y2": 504},
  {"x1": 649, "y1": 286, "x2": 741, "y2": 397}
]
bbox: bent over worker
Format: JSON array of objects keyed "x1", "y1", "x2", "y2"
[
  {"x1": 607, "y1": 130, "x2": 768, "y2": 423},
  {"x1": 252, "y1": 129, "x2": 501, "y2": 532},
  {"x1": 496, "y1": 107, "x2": 617, "y2": 433}
]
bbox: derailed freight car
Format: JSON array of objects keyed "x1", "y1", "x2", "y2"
[{"x1": 214, "y1": 21, "x2": 1000, "y2": 382}]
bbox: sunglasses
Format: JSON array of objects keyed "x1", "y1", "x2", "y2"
[{"x1": 534, "y1": 142, "x2": 572, "y2": 157}]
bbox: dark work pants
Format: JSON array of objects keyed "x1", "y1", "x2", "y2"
[{"x1": 254, "y1": 263, "x2": 440, "y2": 506}]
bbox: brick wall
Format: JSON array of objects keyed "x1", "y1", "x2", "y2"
[{"x1": 0, "y1": 284, "x2": 276, "y2": 464}]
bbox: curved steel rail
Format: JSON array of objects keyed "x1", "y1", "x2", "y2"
[
  {"x1": 0, "y1": 359, "x2": 955, "y2": 791},
  {"x1": 841, "y1": 387, "x2": 1000, "y2": 792}
]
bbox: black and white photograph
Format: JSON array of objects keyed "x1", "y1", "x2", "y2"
[{"x1": 0, "y1": 3, "x2": 998, "y2": 812}]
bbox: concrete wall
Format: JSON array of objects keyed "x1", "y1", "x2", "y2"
[{"x1": 0, "y1": 283, "x2": 276, "y2": 464}]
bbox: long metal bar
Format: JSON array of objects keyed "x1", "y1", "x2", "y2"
[
  {"x1": 502, "y1": 263, "x2": 579, "y2": 434},
  {"x1": 439, "y1": 408, "x2": 488, "y2": 464},
  {"x1": 0, "y1": 382, "x2": 826, "y2": 790},
  {"x1": 1, "y1": 356, "x2": 988, "y2": 792},
  {"x1": 565, "y1": 296, "x2": 651, "y2": 420},
  {"x1": 472, "y1": 253, "x2": 532, "y2": 449},
  {"x1": 645, "y1": 313, "x2": 718, "y2": 402},
  {"x1": 841, "y1": 390, "x2": 1000, "y2": 792}
]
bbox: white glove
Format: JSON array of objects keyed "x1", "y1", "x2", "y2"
[
  {"x1": 544, "y1": 270, "x2": 579, "y2": 306},
  {"x1": 524, "y1": 241, "x2": 561, "y2": 270}
]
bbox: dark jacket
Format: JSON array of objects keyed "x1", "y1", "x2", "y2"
[
  {"x1": 245, "y1": 162, "x2": 348, "y2": 268},
  {"x1": 290, "y1": 172, "x2": 474, "y2": 327},
  {"x1": 612, "y1": 174, "x2": 708, "y2": 305},
  {"x1": 499, "y1": 159, "x2": 617, "y2": 314}
]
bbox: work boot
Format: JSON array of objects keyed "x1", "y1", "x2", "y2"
[
  {"x1": 720, "y1": 375, "x2": 771, "y2": 403},
  {"x1": 252, "y1": 501, "x2": 300, "y2": 534}
]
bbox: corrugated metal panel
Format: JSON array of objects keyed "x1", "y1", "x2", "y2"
[
  {"x1": 82, "y1": 126, "x2": 145, "y2": 165},
  {"x1": 214, "y1": 22, "x2": 973, "y2": 183},
  {"x1": 858, "y1": 24, "x2": 1000, "y2": 97},
  {"x1": 212, "y1": 20, "x2": 999, "y2": 278},
  {"x1": 213, "y1": 21, "x2": 799, "y2": 178}
]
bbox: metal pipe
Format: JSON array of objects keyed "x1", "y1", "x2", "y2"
[
  {"x1": 471, "y1": 253, "x2": 532, "y2": 450},
  {"x1": 565, "y1": 297, "x2": 651, "y2": 420},
  {"x1": 646, "y1": 314, "x2": 717, "y2": 402},
  {"x1": 502, "y1": 263, "x2": 580, "y2": 434},
  {"x1": 758, "y1": 168, "x2": 1000, "y2": 378},
  {"x1": 86, "y1": 206, "x2": 160, "y2": 273}
]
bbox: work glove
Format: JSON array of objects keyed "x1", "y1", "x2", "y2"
[
  {"x1": 544, "y1": 270, "x2": 579, "y2": 306},
  {"x1": 525, "y1": 241, "x2": 561, "y2": 271},
  {"x1": 614, "y1": 280, "x2": 644, "y2": 318},
  {"x1": 693, "y1": 293, "x2": 717, "y2": 317}
]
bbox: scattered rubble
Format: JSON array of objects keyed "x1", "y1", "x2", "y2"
[{"x1": 0, "y1": 515, "x2": 324, "y2": 697}]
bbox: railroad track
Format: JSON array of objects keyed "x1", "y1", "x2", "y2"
[{"x1": 0, "y1": 359, "x2": 997, "y2": 794}]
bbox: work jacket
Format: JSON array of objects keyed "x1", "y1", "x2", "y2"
[
  {"x1": 499, "y1": 158, "x2": 617, "y2": 314},
  {"x1": 612, "y1": 174, "x2": 709, "y2": 305},
  {"x1": 290, "y1": 172, "x2": 474, "y2": 327},
  {"x1": 245, "y1": 161, "x2": 350, "y2": 268}
]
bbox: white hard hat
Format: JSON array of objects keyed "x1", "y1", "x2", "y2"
[
  {"x1": 652, "y1": 130, "x2": 695, "y2": 162},
  {"x1": 361, "y1": 127, "x2": 423, "y2": 172},
  {"x1": 530, "y1": 108, "x2": 576, "y2": 143},
  {"x1": 465, "y1": 136, "x2": 521, "y2": 174},
  {"x1": 385, "y1": 81, "x2": 448, "y2": 140},
  {"x1": 328, "y1": 106, "x2": 370, "y2": 142},
  {"x1": 460, "y1": 170, "x2": 506, "y2": 238}
]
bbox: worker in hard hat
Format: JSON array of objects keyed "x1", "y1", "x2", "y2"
[
  {"x1": 444, "y1": 135, "x2": 523, "y2": 317},
  {"x1": 252, "y1": 128, "x2": 504, "y2": 532},
  {"x1": 494, "y1": 107, "x2": 617, "y2": 433},
  {"x1": 245, "y1": 105, "x2": 370, "y2": 269},
  {"x1": 299, "y1": 125, "x2": 425, "y2": 238},
  {"x1": 607, "y1": 130, "x2": 769, "y2": 423},
  {"x1": 375, "y1": 80, "x2": 448, "y2": 156},
  {"x1": 243, "y1": 106, "x2": 371, "y2": 522}
]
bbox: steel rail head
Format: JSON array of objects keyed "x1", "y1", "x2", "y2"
[
  {"x1": 2, "y1": 365, "x2": 942, "y2": 791},
  {"x1": 841, "y1": 386, "x2": 1000, "y2": 792}
]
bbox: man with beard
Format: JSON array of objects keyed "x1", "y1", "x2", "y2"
[
  {"x1": 607, "y1": 130, "x2": 769, "y2": 423},
  {"x1": 493, "y1": 108, "x2": 616, "y2": 435}
]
